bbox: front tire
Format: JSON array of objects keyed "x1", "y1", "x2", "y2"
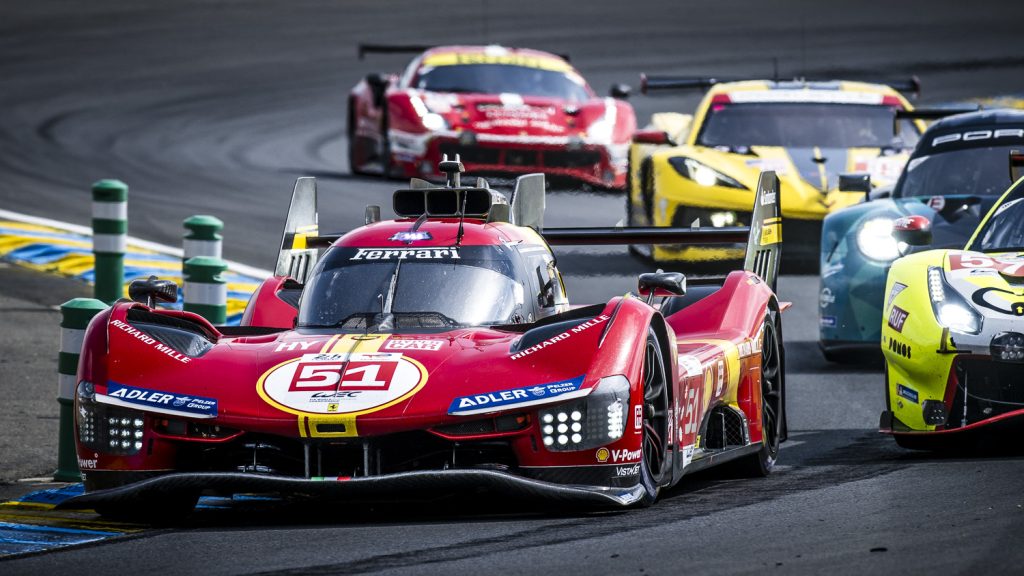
[{"x1": 638, "y1": 327, "x2": 670, "y2": 506}]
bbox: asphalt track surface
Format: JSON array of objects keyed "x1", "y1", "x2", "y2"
[{"x1": 3, "y1": 1, "x2": 1024, "y2": 574}]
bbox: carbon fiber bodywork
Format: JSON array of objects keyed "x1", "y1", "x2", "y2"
[{"x1": 59, "y1": 469, "x2": 646, "y2": 509}]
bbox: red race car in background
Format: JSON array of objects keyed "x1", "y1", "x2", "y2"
[
  {"x1": 348, "y1": 44, "x2": 636, "y2": 189},
  {"x1": 63, "y1": 159, "x2": 785, "y2": 520}
]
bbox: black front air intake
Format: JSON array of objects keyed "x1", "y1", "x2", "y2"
[{"x1": 393, "y1": 187, "x2": 503, "y2": 218}]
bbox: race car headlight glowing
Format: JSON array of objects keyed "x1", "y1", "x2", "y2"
[
  {"x1": 421, "y1": 113, "x2": 447, "y2": 131},
  {"x1": 991, "y1": 332, "x2": 1024, "y2": 363},
  {"x1": 76, "y1": 380, "x2": 145, "y2": 455},
  {"x1": 538, "y1": 375, "x2": 630, "y2": 452},
  {"x1": 856, "y1": 218, "x2": 902, "y2": 262},
  {"x1": 667, "y1": 157, "x2": 746, "y2": 190},
  {"x1": 927, "y1": 266, "x2": 982, "y2": 335}
]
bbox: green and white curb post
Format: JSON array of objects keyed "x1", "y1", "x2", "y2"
[
  {"x1": 184, "y1": 256, "x2": 228, "y2": 324},
  {"x1": 183, "y1": 215, "x2": 223, "y2": 263},
  {"x1": 92, "y1": 179, "x2": 128, "y2": 304},
  {"x1": 56, "y1": 298, "x2": 107, "y2": 481}
]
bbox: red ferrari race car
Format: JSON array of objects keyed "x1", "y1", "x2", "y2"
[
  {"x1": 348, "y1": 44, "x2": 636, "y2": 189},
  {"x1": 63, "y1": 159, "x2": 786, "y2": 519}
]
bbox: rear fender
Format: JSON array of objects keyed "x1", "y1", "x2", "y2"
[{"x1": 240, "y1": 276, "x2": 299, "y2": 328}]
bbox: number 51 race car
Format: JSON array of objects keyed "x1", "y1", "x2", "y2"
[
  {"x1": 881, "y1": 152, "x2": 1024, "y2": 448},
  {"x1": 62, "y1": 159, "x2": 787, "y2": 520}
]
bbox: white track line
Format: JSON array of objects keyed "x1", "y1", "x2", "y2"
[{"x1": 0, "y1": 208, "x2": 273, "y2": 279}]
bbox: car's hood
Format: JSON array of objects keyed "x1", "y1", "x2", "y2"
[
  {"x1": 681, "y1": 144, "x2": 910, "y2": 218},
  {"x1": 417, "y1": 90, "x2": 615, "y2": 139},
  {"x1": 99, "y1": 306, "x2": 614, "y2": 438},
  {"x1": 943, "y1": 250, "x2": 1024, "y2": 320}
]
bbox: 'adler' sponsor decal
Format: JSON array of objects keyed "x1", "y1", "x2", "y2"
[
  {"x1": 350, "y1": 248, "x2": 460, "y2": 260},
  {"x1": 888, "y1": 306, "x2": 909, "y2": 332},
  {"x1": 448, "y1": 374, "x2": 586, "y2": 415},
  {"x1": 258, "y1": 353, "x2": 426, "y2": 416},
  {"x1": 101, "y1": 382, "x2": 217, "y2": 417},
  {"x1": 510, "y1": 315, "x2": 609, "y2": 360}
]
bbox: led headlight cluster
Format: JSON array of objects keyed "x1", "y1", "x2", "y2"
[
  {"x1": 76, "y1": 381, "x2": 145, "y2": 456},
  {"x1": 538, "y1": 375, "x2": 630, "y2": 452},
  {"x1": 927, "y1": 266, "x2": 983, "y2": 335},
  {"x1": 667, "y1": 157, "x2": 746, "y2": 189},
  {"x1": 991, "y1": 332, "x2": 1024, "y2": 363}
]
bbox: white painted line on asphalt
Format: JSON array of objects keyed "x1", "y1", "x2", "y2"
[
  {"x1": 0, "y1": 208, "x2": 274, "y2": 279},
  {"x1": 780, "y1": 440, "x2": 806, "y2": 449}
]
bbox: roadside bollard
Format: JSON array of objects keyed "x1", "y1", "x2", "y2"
[
  {"x1": 183, "y1": 215, "x2": 223, "y2": 264},
  {"x1": 184, "y1": 256, "x2": 228, "y2": 324},
  {"x1": 92, "y1": 179, "x2": 128, "y2": 304},
  {"x1": 55, "y1": 298, "x2": 108, "y2": 482}
]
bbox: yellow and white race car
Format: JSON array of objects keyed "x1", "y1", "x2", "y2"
[
  {"x1": 627, "y1": 76, "x2": 922, "y2": 265},
  {"x1": 881, "y1": 153, "x2": 1024, "y2": 449}
]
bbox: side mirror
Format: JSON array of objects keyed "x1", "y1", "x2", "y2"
[
  {"x1": 609, "y1": 83, "x2": 632, "y2": 100},
  {"x1": 366, "y1": 73, "x2": 389, "y2": 107},
  {"x1": 638, "y1": 271, "x2": 686, "y2": 305},
  {"x1": 893, "y1": 215, "x2": 932, "y2": 247},
  {"x1": 128, "y1": 275, "x2": 178, "y2": 307},
  {"x1": 867, "y1": 186, "x2": 893, "y2": 201},
  {"x1": 838, "y1": 173, "x2": 872, "y2": 194},
  {"x1": 632, "y1": 129, "x2": 674, "y2": 146}
]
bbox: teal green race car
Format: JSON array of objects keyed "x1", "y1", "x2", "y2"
[{"x1": 819, "y1": 109, "x2": 1024, "y2": 361}]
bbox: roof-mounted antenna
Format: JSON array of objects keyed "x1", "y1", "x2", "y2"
[
  {"x1": 456, "y1": 186, "x2": 469, "y2": 246},
  {"x1": 439, "y1": 153, "x2": 464, "y2": 188}
]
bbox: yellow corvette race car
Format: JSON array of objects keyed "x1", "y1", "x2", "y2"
[
  {"x1": 881, "y1": 153, "x2": 1024, "y2": 449},
  {"x1": 627, "y1": 76, "x2": 923, "y2": 264}
]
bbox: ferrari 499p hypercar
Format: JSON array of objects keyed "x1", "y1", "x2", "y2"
[
  {"x1": 348, "y1": 44, "x2": 636, "y2": 189},
  {"x1": 64, "y1": 159, "x2": 787, "y2": 520},
  {"x1": 626, "y1": 75, "x2": 922, "y2": 265},
  {"x1": 819, "y1": 109, "x2": 1024, "y2": 361},
  {"x1": 880, "y1": 151, "x2": 1024, "y2": 448}
]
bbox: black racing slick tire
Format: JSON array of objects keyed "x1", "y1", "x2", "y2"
[
  {"x1": 638, "y1": 327, "x2": 670, "y2": 506},
  {"x1": 738, "y1": 316, "x2": 784, "y2": 477}
]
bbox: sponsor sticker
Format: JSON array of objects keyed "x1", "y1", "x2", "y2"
[
  {"x1": 384, "y1": 338, "x2": 445, "y2": 352},
  {"x1": 110, "y1": 319, "x2": 191, "y2": 364},
  {"x1": 349, "y1": 248, "x2": 459, "y2": 260},
  {"x1": 682, "y1": 444, "x2": 695, "y2": 468},
  {"x1": 275, "y1": 340, "x2": 319, "y2": 352},
  {"x1": 634, "y1": 404, "x2": 643, "y2": 432},
  {"x1": 77, "y1": 458, "x2": 98, "y2": 470},
  {"x1": 927, "y1": 196, "x2": 946, "y2": 211},
  {"x1": 932, "y1": 128, "x2": 1024, "y2": 147},
  {"x1": 885, "y1": 282, "x2": 907, "y2": 310},
  {"x1": 447, "y1": 374, "x2": 586, "y2": 415},
  {"x1": 259, "y1": 353, "x2": 425, "y2": 416},
  {"x1": 388, "y1": 231, "x2": 432, "y2": 242},
  {"x1": 596, "y1": 447, "x2": 610, "y2": 463},
  {"x1": 608, "y1": 448, "x2": 641, "y2": 463},
  {"x1": 897, "y1": 384, "x2": 919, "y2": 404},
  {"x1": 614, "y1": 463, "x2": 641, "y2": 478},
  {"x1": 820, "y1": 287, "x2": 836, "y2": 309},
  {"x1": 820, "y1": 315, "x2": 837, "y2": 328},
  {"x1": 510, "y1": 315, "x2": 609, "y2": 360},
  {"x1": 103, "y1": 382, "x2": 218, "y2": 417},
  {"x1": 679, "y1": 355, "x2": 702, "y2": 377},
  {"x1": 888, "y1": 306, "x2": 909, "y2": 332}
]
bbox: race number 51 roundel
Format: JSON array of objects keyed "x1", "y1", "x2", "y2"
[{"x1": 257, "y1": 352, "x2": 426, "y2": 415}]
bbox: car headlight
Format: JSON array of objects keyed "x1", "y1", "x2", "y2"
[
  {"x1": 856, "y1": 218, "x2": 902, "y2": 262},
  {"x1": 421, "y1": 113, "x2": 447, "y2": 131},
  {"x1": 667, "y1": 157, "x2": 746, "y2": 189},
  {"x1": 76, "y1": 380, "x2": 145, "y2": 455},
  {"x1": 928, "y1": 266, "x2": 983, "y2": 335},
  {"x1": 538, "y1": 375, "x2": 630, "y2": 451}
]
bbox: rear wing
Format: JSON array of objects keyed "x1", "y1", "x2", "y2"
[
  {"x1": 358, "y1": 44, "x2": 434, "y2": 59},
  {"x1": 278, "y1": 170, "x2": 782, "y2": 291},
  {"x1": 895, "y1": 105, "x2": 980, "y2": 121},
  {"x1": 640, "y1": 73, "x2": 920, "y2": 96}
]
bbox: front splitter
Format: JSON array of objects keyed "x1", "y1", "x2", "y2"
[{"x1": 58, "y1": 469, "x2": 646, "y2": 510}]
